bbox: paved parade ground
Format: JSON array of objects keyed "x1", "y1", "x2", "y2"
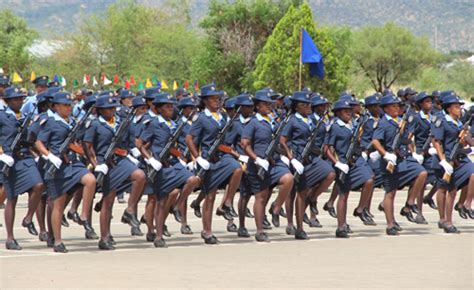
[{"x1": 1, "y1": 189, "x2": 473, "y2": 289}]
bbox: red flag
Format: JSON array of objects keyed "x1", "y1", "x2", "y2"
[
  {"x1": 194, "y1": 80, "x2": 199, "y2": 91},
  {"x1": 125, "y1": 80, "x2": 131, "y2": 89},
  {"x1": 113, "y1": 75, "x2": 119, "y2": 85},
  {"x1": 184, "y1": 80, "x2": 189, "y2": 90},
  {"x1": 130, "y1": 75, "x2": 136, "y2": 86}
]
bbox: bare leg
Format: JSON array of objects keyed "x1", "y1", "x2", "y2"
[
  {"x1": 254, "y1": 189, "x2": 271, "y2": 234},
  {"x1": 126, "y1": 169, "x2": 146, "y2": 216},
  {"x1": 202, "y1": 190, "x2": 217, "y2": 236},
  {"x1": 79, "y1": 173, "x2": 96, "y2": 221},
  {"x1": 145, "y1": 195, "x2": 156, "y2": 233},
  {"x1": 337, "y1": 192, "x2": 349, "y2": 229},
  {"x1": 271, "y1": 173, "x2": 294, "y2": 214},
  {"x1": 4, "y1": 196, "x2": 18, "y2": 241},
  {"x1": 445, "y1": 189, "x2": 458, "y2": 227},
  {"x1": 23, "y1": 183, "x2": 44, "y2": 223},
  {"x1": 384, "y1": 190, "x2": 397, "y2": 228},
  {"x1": 436, "y1": 187, "x2": 447, "y2": 223},
  {"x1": 99, "y1": 191, "x2": 116, "y2": 241},
  {"x1": 296, "y1": 189, "x2": 309, "y2": 231}
]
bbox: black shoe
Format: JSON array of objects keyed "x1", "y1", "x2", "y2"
[
  {"x1": 263, "y1": 215, "x2": 272, "y2": 230},
  {"x1": 400, "y1": 207, "x2": 416, "y2": 223},
  {"x1": 461, "y1": 206, "x2": 474, "y2": 219},
  {"x1": 378, "y1": 202, "x2": 385, "y2": 212},
  {"x1": 131, "y1": 225, "x2": 143, "y2": 236},
  {"x1": 39, "y1": 231, "x2": 49, "y2": 242},
  {"x1": 237, "y1": 227, "x2": 250, "y2": 238},
  {"x1": 405, "y1": 202, "x2": 420, "y2": 215},
  {"x1": 286, "y1": 225, "x2": 296, "y2": 235},
  {"x1": 423, "y1": 196, "x2": 437, "y2": 210},
  {"x1": 53, "y1": 242, "x2": 68, "y2": 253},
  {"x1": 154, "y1": 238, "x2": 167, "y2": 248},
  {"x1": 85, "y1": 229, "x2": 99, "y2": 240},
  {"x1": 190, "y1": 200, "x2": 202, "y2": 218},
  {"x1": 5, "y1": 239, "x2": 22, "y2": 250},
  {"x1": 335, "y1": 228, "x2": 349, "y2": 238},
  {"x1": 365, "y1": 208, "x2": 375, "y2": 218},
  {"x1": 303, "y1": 213, "x2": 311, "y2": 225},
  {"x1": 308, "y1": 217, "x2": 322, "y2": 227},
  {"x1": 94, "y1": 201, "x2": 102, "y2": 212},
  {"x1": 415, "y1": 214, "x2": 428, "y2": 224},
  {"x1": 255, "y1": 232, "x2": 270, "y2": 242},
  {"x1": 171, "y1": 207, "x2": 183, "y2": 223},
  {"x1": 46, "y1": 236, "x2": 55, "y2": 248},
  {"x1": 229, "y1": 205, "x2": 238, "y2": 218},
  {"x1": 438, "y1": 221, "x2": 445, "y2": 229},
  {"x1": 163, "y1": 225, "x2": 171, "y2": 237},
  {"x1": 323, "y1": 202, "x2": 337, "y2": 218},
  {"x1": 203, "y1": 235, "x2": 220, "y2": 245},
  {"x1": 354, "y1": 208, "x2": 376, "y2": 226},
  {"x1": 394, "y1": 222, "x2": 403, "y2": 232},
  {"x1": 454, "y1": 204, "x2": 468, "y2": 219},
  {"x1": 98, "y1": 239, "x2": 115, "y2": 250},
  {"x1": 78, "y1": 218, "x2": 93, "y2": 231},
  {"x1": 108, "y1": 235, "x2": 116, "y2": 245},
  {"x1": 0, "y1": 203, "x2": 4, "y2": 209},
  {"x1": 386, "y1": 226, "x2": 399, "y2": 236},
  {"x1": 146, "y1": 232, "x2": 157, "y2": 242},
  {"x1": 227, "y1": 223, "x2": 238, "y2": 233},
  {"x1": 181, "y1": 225, "x2": 193, "y2": 235},
  {"x1": 117, "y1": 196, "x2": 126, "y2": 204},
  {"x1": 22, "y1": 220, "x2": 38, "y2": 236},
  {"x1": 309, "y1": 200, "x2": 318, "y2": 215},
  {"x1": 295, "y1": 229, "x2": 309, "y2": 240},
  {"x1": 344, "y1": 224, "x2": 353, "y2": 234},
  {"x1": 269, "y1": 203, "x2": 280, "y2": 227},
  {"x1": 216, "y1": 206, "x2": 233, "y2": 221},
  {"x1": 245, "y1": 207, "x2": 254, "y2": 218},
  {"x1": 444, "y1": 225, "x2": 460, "y2": 234},
  {"x1": 121, "y1": 210, "x2": 140, "y2": 227},
  {"x1": 279, "y1": 206, "x2": 287, "y2": 218},
  {"x1": 61, "y1": 214, "x2": 69, "y2": 227},
  {"x1": 140, "y1": 215, "x2": 147, "y2": 224},
  {"x1": 67, "y1": 211, "x2": 80, "y2": 224}
]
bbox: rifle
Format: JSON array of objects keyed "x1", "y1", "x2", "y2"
[
  {"x1": 147, "y1": 109, "x2": 195, "y2": 180},
  {"x1": 415, "y1": 115, "x2": 438, "y2": 155},
  {"x1": 257, "y1": 110, "x2": 293, "y2": 180},
  {"x1": 196, "y1": 107, "x2": 241, "y2": 178},
  {"x1": 294, "y1": 110, "x2": 327, "y2": 183},
  {"x1": 96, "y1": 107, "x2": 138, "y2": 187},
  {"x1": 45, "y1": 105, "x2": 95, "y2": 176},
  {"x1": 443, "y1": 112, "x2": 473, "y2": 182},
  {"x1": 2, "y1": 103, "x2": 38, "y2": 177},
  {"x1": 338, "y1": 110, "x2": 368, "y2": 182},
  {"x1": 386, "y1": 105, "x2": 415, "y2": 173}
]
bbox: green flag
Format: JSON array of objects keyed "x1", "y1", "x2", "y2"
[
  {"x1": 73, "y1": 79, "x2": 79, "y2": 88},
  {"x1": 138, "y1": 81, "x2": 144, "y2": 90}
]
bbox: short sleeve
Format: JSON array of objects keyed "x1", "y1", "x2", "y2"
[
  {"x1": 140, "y1": 120, "x2": 155, "y2": 143},
  {"x1": 324, "y1": 125, "x2": 336, "y2": 146},
  {"x1": 83, "y1": 121, "x2": 97, "y2": 143},
  {"x1": 37, "y1": 120, "x2": 52, "y2": 143},
  {"x1": 188, "y1": 114, "x2": 203, "y2": 141},
  {"x1": 281, "y1": 117, "x2": 294, "y2": 138},
  {"x1": 242, "y1": 119, "x2": 256, "y2": 141},
  {"x1": 372, "y1": 121, "x2": 385, "y2": 141},
  {"x1": 432, "y1": 120, "x2": 444, "y2": 141}
]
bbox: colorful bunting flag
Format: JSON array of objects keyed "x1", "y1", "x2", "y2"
[
  {"x1": 130, "y1": 76, "x2": 136, "y2": 86},
  {"x1": 173, "y1": 80, "x2": 178, "y2": 91},
  {"x1": 83, "y1": 74, "x2": 90, "y2": 85},
  {"x1": 145, "y1": 78, "x2": 153, "y2": 88},
  {"x1": 138, "y1": 82, "x2": 144, "y2": 90},
  {"x1": 102, "y1": 74, "x2": 112, "y2": 86},
  {"x1": 184, "y1": 80, "x2": 189, "y2": 90},
  {"x1": 161, "y1": 80, "x2": 169, "y2": 90},
  {"x1": 92, "y1": 76, "x2": 98, "y2": 87},
  {"x1": 113, "y1": 75, "x2": 119, "y2": 85},
  {"x1": 12, "y1": 72, "x2": 22, "y2": 83},
  {"x1": 125, "y1": 80, "x2": 131, "y2": 89},
  {"x1": 30, "y1": 71, "x2": 36, "y2": 81}
]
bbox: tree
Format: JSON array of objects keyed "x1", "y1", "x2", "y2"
[
  {"x1": 0, "y1": 10, "x2": 38, "y2": 74},
  {"x1": 350, "y1": 22, "x2": 440, "y2": 92},
  {"x1": 252, "y1": 3, "x2": 350, "y2": 97}
]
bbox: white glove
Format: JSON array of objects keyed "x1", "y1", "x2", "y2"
[
  {"x1": 291, "y1": 158, "x2": 305, "y2": 175},
  {"x1": 178, "y1": 158, "x2": 187, "y2": 167},
  {"x1": 369, "y1": 151, "x2": 381, "y2": 162},
  {"x1": 255, "y1": 157, "x2": 269, "y2": 172},
  {"x1": 196, "y1": 156, "x2": 210, "y2": 170},
  {"x1": 383, "y1": 152, "x2": 397, "y2": 166},
  {"x1": 439, "y1": 159, "x2": 454, "y2": 175},
  {"x1": 47, "y1": 153, "x2": 63, "y2": 169},
  {"x1": 35, "y1": 156, "x2": 40, "y2": 163},
  {"x1": 186, "y1": 161, "x2": 195, "y2": 171},
  {"x1": 95, "y1": 163, "x2": 109, "y2": 175},
  {"x1": 335, "y1": 161, "x2": 349, "y2": 174},
  {"x1": 130, "y1": 147, "x2": 141, "y2": 158},
  {"x1": 0, "y1": 154, "x2": 14, "y2": 167},
  {"x1": 238, "y1": 155, "x2": 249, "y2": 164},
  {"x1": 412, "y1": 152, "x2": 424, "y2": 164},
  {"x1": 280, "y1": 155, "x2": 290, "y2": 167},
  {"x1": 361, "y1": 152, "x2": 368, "y2": 161},
  {"x1": 147, "y1": 157, "x2": 162, "y2": 172},
  {"x1": 469, "y1": 147, "x2": 474, "y2": 156},
  {"x1": 428, "y1": 147, "x2": 437, "y2": 156},
  {"x1": 127, "y1": 154, "x2": 139, "y2": 166}
]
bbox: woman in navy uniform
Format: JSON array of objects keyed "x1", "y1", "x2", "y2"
[
  {"x1": 138, "y1": 93, "x2": 199, "y2": 247},
  {"x1": 1, "y1": 87, "x2": 45, "y2": 250},
  {"x1": 431, "y1": 94, "x2": 474, "y2": 232},
  {"x1": 83, "y1": 94, "x2": 146, "y2": 250},
  {"x1": 324, "y1": 100, "x2": 374, "y2": 238},
  {"x1": 240, "y1": 91, "x2": 294, "y2": 242},
  {"x1": 186, "y1": 84, "x2": 243, "y2": 244},
  {"x1": 372, "y1": 94, "x2": 427, "y2": 235},
  {"x1": 280, "y1": 91, "x2": 335, "y2": 239},
  {"x1": 35, "y1": 92, "x2": 97, "y2": 253}
]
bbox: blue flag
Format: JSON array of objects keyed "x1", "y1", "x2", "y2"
[{"x1": 301, "y1": 28, "x2": 324, "y2": 79}]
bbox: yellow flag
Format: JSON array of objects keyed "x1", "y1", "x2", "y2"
[
  {"x1": 173, "y1": 80, "x2": 178, "y2": 90},
  {"x1": 161, "y1": 80, "x2": 169, "y2": 90},
  {"x1": 12, "y1": 72, "x2": 22, "y2": 83},
  {"x1": 145, "y1": 78, "x2": 152, "y2": 88},
  {"x1": 30, "y1": 71, "x2": 36, "y2": 81}
]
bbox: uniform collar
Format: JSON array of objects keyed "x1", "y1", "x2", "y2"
[
  {"x1": 47, "y1": 109, "x2": 55, "y2": 117},
  {"x1": 420, "y1": 110, "x2": 432, "y2": 121},
  {"x1": 133, "y1": 114, "x2": 143, "y2": 123},
  {"x1": 445, "y1": 114, "x2": 462, "y2": 127},
  {"x1": 53, "y1": 112, "x2": 73, "y2": 128},
  {"x1": 204, "y1": 108, "x2": 223, "y2": 124},
  {"x1": 295, "y1": 112, "x2": 313, "y2": 127},
  {"x1": 158, "y1": 114, "x2": 176, "y2": 129},
  {"x1": 240, "y1": 114, "x2": 251, "y2": 124},
  {"x1": 313, "y1": 112, "x2": 321, "y2": 121},
  {"x1": 98, "y1": 115, "x2": 120, "y2": 130},
  {"x1": 5, "y1": 107, "x2": 23, "y2": 119},
  {"x1": 256, "y1": 113, "x2": 273, "y2": 124},
  {"x1": 385, "y1": 114, "x2": 400, "y2": 123},
  {"x1": 148, "y1": 109, "x2": 158, "y2": 118},
  {"x1": 336, "y1": 117, "x2": 353, "y2": 130}
]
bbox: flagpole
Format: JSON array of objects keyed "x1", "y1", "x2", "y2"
[{"x1": 299, "y1": 27, "x2": 303, "y2": 91}]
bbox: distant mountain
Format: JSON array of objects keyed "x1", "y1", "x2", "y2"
[{"x1": 5, "y1": 0, "x2": 473, "y2": 52}]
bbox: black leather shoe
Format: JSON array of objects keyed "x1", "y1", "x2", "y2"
[
  {"x1": 108, "y1": 235, "x2": 116, "y2": 245},
  {"x1": 67, "y1": 211, "x2": 80, "y2": 224},
  {"x1": 444, "y1": 225, "x2": 460, "y2": 234},
  {"x1": 203, "y1": 235, "x2": 220, "y2": 245},
  {"x1": 181, "y1": 225, "x2": 193, "y2": 235},
  {"x1": 61, "y1": 214, "x2": 69, "y2": 227},
  {"x1": 394, "y1": 222, "x2": 403, "y2": 232},
  {"x1": 378, "y1": 202, "x2": 385, "y2": 212},
  {"x1": 140, "y1": 215, "x2": 147, "y2": 224},
  {"x1": 295, "y1": 229, "x2": 309, "y2": 240},
  {"x1": 269, "y1": 203, "x2": 280, "y2": 227},
  {"x1": 237, "y1": 227, "x2": 250, "y2": 238},
  {"x1": 227, "y1": 223, "x2": 238, "y2": 233},
  {"x1": 279, "y1": 206, "x2": 287, "y2": 218},
  {"x1": 286, "y1": 225, "x2": 296, "y2": 235},
  {"x1": 53, "y1": 242, "x2": 68, "y2": 253},
  {"x1": 229, "y1": 205, "x2": 238, "y2": 218},
  {"x1": 386, "y1": 227, "x2": 399, "y2": 236},
  {"x1": 423, "y1": 196, "x2": 437, "y2": 209},
  {"x1": 22, "y1": 220, "x2": 38, "y2": 236},
  {"x1": 163, "y1": 225, "x2": 171, "y2": 237},
  {"x1": 323, "y1": 202, "x2": 337, "y2": 218},
  {"x1": 461, "y1": 206, "x2": 474, "y2": 219},
  {"x1": 263, "y1": 215, "x2": 272, "y2": 230},
  {"x1": 154, "y1": 238, "x2": 167, "y2": 248},
  {"x1": 39, "y1": 231, "x2": 49, "y2": 242},
  {"x1": 121, "y1": 210, "x2": 140, "y2": 227},
  {"x1": 5, "y1": 239, "x2": 22, "y2": 250},
  {"x1": 98, "y1": 239, "x2": 115, "y2": 250},
  {"x1": 405, "y1": 202, "x2": 420, "y2": 215},
  {"x1": 309, "y1": 218, "x2": 322, "y2": 228},
  {"x1": 171, "y1": 207, "x2": 183, "y2": 223},
  {"x1": 245, "y1": 207, "x2": 254, "y2": 218},
  {"x1": 255, "y1": 232, "x2": 270, "y2": 242},
  {"x1": 303, "y1": 213, "x2": 311, "y2": 225},
  {"x1": 0, "y1": 203, "x2": 4, "y2": 209},
  {"x1": 400, "y1": 207, "x2": 416, "y2": 223},
  {"x1": 131, "y1": 225, "x2": 143, "y2": 236},
  {"x1": 146, "y1": 232, "x2": 157, "y2": 242},
  {"x1": 94, "y1": 200, "x2": 102, "y2": 212},
  {"x1": 335, "y1": 228, "x2": 349, "y2": 238},
  {"x1": 85, "y1": 229, "x2": 99, "y2": 240},
  {"x1": 344, "y1": 224, "x2": 353, "y2": 234},
  {"x1": 454, "y1": 204, "x2": 468, "y2": 219},
  {"x1": 365, "y1": 208, "x2": 374, "y2": 218},
  {"x1": 78, "y1": 218, "x2": 93, "y2": 231},
  {"x1": 309, "y1": 200, "x2": 318, "y2": 215},
  {"x1": 47, "y1": 236, "x2": 55, "y2": 248},
  {"x1": 437, "y1": 221, "x2": 445, "y2": 229},
  {"x1": 216, "y1": 206, "x2": 233, "y2": 221},
  {"x1": 354, "y1": 209, "x2": 376, "y2": 226},
  {"x1": 415, "y1": 214, "x2": 428, "y2": 224},
  {"x1": 190, "y1": 200, "x2": 202, "y2": 218}
]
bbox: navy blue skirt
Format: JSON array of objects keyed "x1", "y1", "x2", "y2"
[
  {"x1": 436, "y1": 159, "x2": 474, "y2": 191},
  {"x1": 296, "y1": 157, "x2": 334, "y2": 192},
  {"x1": 382, "y1": 157, "x2": 426, "y2": 193},
  {"x1": 45, "y1": 162, "x2": 89, "y2": 199},
  {"x1": 4, "y1": 157, "x2": 43, "y2": 199},
  {"x1": 336, "y1": 157, "x2": 373, "y2": 193},
  {"x1": 239, "y1": 172, "x2": 253, "y2": 197},
  {"x1": 422, "y1": 155, "x2": 437, "y2": 185},
  {"x1": 246, "y1": 159, "x2": 291, "y2": 194},
  {"x1": 201, "y1": 155, "x2": 240, "y2": 194},
  {"x1": 99, "y1": 157, "x2": 138, "y2": 195},
  {"x1": 151, "y1": 163, "x2": 193, "y2": 198},
  {"x1": 369, "y1": 158, "x2": 384, "y2": 188}
]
